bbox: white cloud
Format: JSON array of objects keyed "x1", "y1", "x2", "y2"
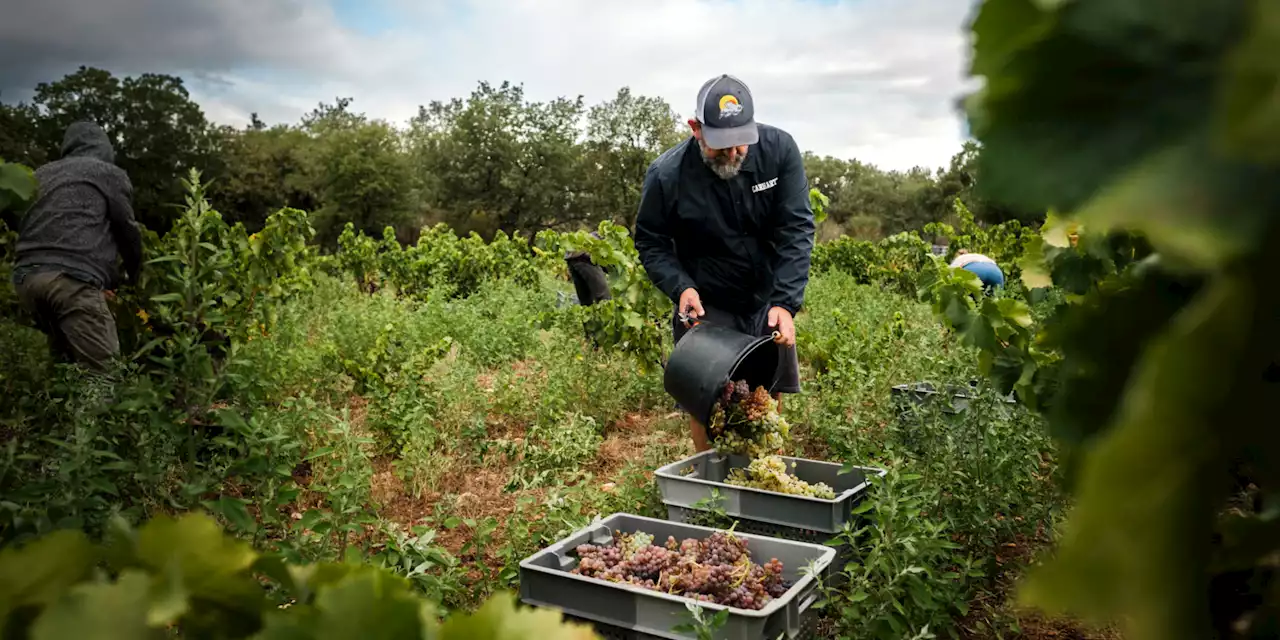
[{"x1": 3, "y1": 0, "x2": 979, "y2": 171}]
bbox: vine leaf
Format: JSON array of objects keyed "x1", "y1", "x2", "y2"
[
  {"x1": 127, "y1": 513, "x2": 264, "y2": 614},
  {"x1": 1216, "y1": 0, "x2": 1280, "y2": 162},
  {"x1": 1019, "y1": 276, "x2": 1255, "y2": 640},
  {"x1": 966, "y1": 0, "x2": 1247, "y2": 213},
  {"x1": 0, "y1": 529, "x2": 97, "y2": 618},
  {"x1": 968, "y1": 0, "x2": 1057, "y2": 82},
  {"x1": 30, "y1": 571, "x2": 158, "y2": 640},
  {"x1": 433, "y1": 591, "x2": 598, "y2": 639},
  {"x1": 0, "y1": 162, "x2": 37, "y2": 213},
  {"x1": 1018, "y1": 235, "x2": 1053, "y2": 289},
  {"x1": 309, "y1": 569, "x2": 428, "y2": 639},
  {"x1": 1074, "y1": 137, "x2": 1278, "y2": 270}
]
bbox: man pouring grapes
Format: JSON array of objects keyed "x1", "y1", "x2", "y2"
[{"x1": 634, "y1": 73, "x2": 815, "y2": 452}]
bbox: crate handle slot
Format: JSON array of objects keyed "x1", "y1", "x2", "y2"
[
  {"x1": 776, "y1": 575, "x2": 823, "y2": 637},
  {"x1": 797, "y1": 591, "x2": 819, "y2": 613},
  {"x1": 553, "y1": 551, "x2": 576, "y2": 571},
  {"x1": 587, "y1": 525, "x2": 614, "y2": 545}
]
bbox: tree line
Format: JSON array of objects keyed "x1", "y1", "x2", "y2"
[{"x1": 0, "y1": 66, "x2": 1039, "y2": 247}]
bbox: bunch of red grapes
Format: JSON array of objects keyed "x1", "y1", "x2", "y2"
[
  {"x1": 569, "y1": 530, "x2": 791, "y2": 610},
  {"x1": 716, "y1": 380, "x2": 772, "y2": 423}
]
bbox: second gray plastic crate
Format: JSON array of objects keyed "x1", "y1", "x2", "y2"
[
  {"x1": 557, "y1": 613, "x2": 822, "y2": 640},
  {"x1": 519, "y1": 513, "x2": 834, "y2": 640},
  {"x1": 654, "y1": 451, "x2": 886, "y2": 535}
]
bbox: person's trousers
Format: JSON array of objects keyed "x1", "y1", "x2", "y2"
[{"x1": 14, "y1": 270, "x2": 120, "y2": 371}]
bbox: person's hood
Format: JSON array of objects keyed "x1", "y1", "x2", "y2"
[{"x1": 60, "y1": 122, "x2": 115, "y2": 163}]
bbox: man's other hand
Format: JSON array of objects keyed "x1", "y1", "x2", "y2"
[
  {"x1": 768, "y1": 307, "x2": 795, "y2": 346},
  {"x1": 103, "y1": 290, "x2": 117, "y2": 303},
  {"x1": 678, "y1": 288, "x2": 705, "y2": 325}
]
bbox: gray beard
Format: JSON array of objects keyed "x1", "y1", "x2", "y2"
[{"x1": 699, "y1": 139, "x2": 746, "y2": 180}]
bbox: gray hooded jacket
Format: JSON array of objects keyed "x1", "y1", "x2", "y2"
[{"x1": 14, "y1": 122, "x2": 142, "y2": 290}]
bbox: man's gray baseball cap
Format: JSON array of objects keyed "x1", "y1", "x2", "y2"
[{"x1": 694, "y1": 74, "x2": 759, "y2": 149}]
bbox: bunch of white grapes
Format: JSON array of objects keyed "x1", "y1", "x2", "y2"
[
  {"x1": 725, "y1": 455, "x2": 837, "y2": 499},
  {"x1": 709, "y1": 382, "x2": 792, "y2": 458}
]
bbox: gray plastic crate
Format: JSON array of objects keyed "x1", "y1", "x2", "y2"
[
  {"x1": 519, "y1": 513, "x2": 834, "y2": 640},
  {"x1": 558, "y1": 613, "x2": 821, "y2": 640},
  {"x1": 654, "y1": 451, "x2": 886, "y2": 535}
]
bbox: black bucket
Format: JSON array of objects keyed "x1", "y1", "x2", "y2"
[{"x1": 664, "y1": 321, "x2": 781, "y2": 426}]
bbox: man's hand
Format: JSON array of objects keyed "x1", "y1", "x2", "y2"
[
  {"x1": 768, "y1": 306, "x2": 795, "y2": 346},
  {"x1": 678, "y1": 288, "x2": 705, "y2": 325},
  {"x1": 103, "y1": 290, "x2": 117, "y2": 303}
]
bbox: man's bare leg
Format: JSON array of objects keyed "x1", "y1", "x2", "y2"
[{"x1": 690, "y1": 418, "x2": 712, "y2": 453}]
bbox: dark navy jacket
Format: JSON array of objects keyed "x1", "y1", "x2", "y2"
[{"x1": 633, "y1": 123, "x2": 814, "y2": 316}]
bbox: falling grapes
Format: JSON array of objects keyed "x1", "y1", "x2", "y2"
[
  {"x1": 707, "y1": 379, "x2": 834, "y2": 496},
  {"x1": 707, "y1": 381, "x2": 792, "y2": 459},
  {"x1": 568, "y1": 528, "x2": 793, "y2": 610},
  {"x1": 725, "y1": 455, "x2": 837, "y2": 499}
]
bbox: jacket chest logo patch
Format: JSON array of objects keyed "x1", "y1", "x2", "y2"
[{"x1": 751, "y1": 178, "x2": 778, "y2": 193}]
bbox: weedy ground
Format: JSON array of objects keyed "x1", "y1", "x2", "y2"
[{"x1": 0, "y1": 270, "x2": 1118, "y2": 639}]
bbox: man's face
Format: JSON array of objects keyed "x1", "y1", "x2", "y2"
[{"x1": 691, "y1": 120, "x2": 748, "y2": 180}]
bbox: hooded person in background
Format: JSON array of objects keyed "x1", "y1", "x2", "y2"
[{"x1": 11, "y1": 121, "x2": 142, "y2": 372}]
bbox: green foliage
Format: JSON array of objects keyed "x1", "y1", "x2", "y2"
[
  {"x1": 113, "y1": 170, "x2": 316, "y2": 400},
  {"x1": 933, "y1": 140, "x2": 1043, "y2": 227},
  {"x1": 812, "y1": 231, "x2": 936, "y2": 297},
  {"x1": 0, "y1": 512, "x2": 597, "y2": 639},
  {"x1": 334, "y1": 222, "x2": 543, "y2": 301},
  {"x1": 817, "y1": 388, "x2": 1062, "y2": 639},
  {"x1": 671, "y1": 602, "x2": 729, "y2": 640},
  {"x1": 410, "y1": 81, "x2": 590, "y2": 237},
  {"x1": 0, "y1": 160, "x2": 37, "y2": 315},
  {"x1": 0, "y1": 160, "x2": 37, "y2": 214},
  {"x1": 581, "y1": 88, "x2": 685, "y2": 229},
  {"x1": 964, "y1": 0, "x2": 1280, "y2": 637},
  {"x1": 518, "y1": 413, "x2": 603, "y2": 485},
  {"x1": 209, "y1": 124, "x2": 319, "y2": 232},
  {"x1": 923, "y1": 198, "x2": 1032, "y2": 280},
  {"x1": 918, "y1": 260, "x2": 1058, "y2": 409},
  {"x1": 820, "y1": 470, "x2": 975, "y2": 639},
  {"x1": 802, "y1": 153, "x2": 950, "y2": 237},
  {"x1": 537, "y1": 221, "x2": 671, "y2": 368},
  {"x1": 809, "y1": 187, "x2": 830, "y2": 225},
  {"x1": 309, "y1": 111, "x2": 417, "y2": 247},
  {"x1": 811, "y1": 236, "x2": 882, "y2": 283}
]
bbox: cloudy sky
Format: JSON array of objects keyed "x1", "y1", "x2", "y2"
[{"x1": 0, "y1": 0, "x2": 980, "y2": 171}]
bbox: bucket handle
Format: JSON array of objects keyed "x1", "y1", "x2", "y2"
[{"x1": 679, "y1": 313, "x2": 782, "y2": 342}]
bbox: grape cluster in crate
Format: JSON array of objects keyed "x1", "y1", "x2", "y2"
[{"x1": 569, "y1": 529, "x2": 792, "y2": 611}]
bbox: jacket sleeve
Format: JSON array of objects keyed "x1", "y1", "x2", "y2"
[
  {"x1": 633, "y1": 162, "x2": 695, "y2": 302},
  {"x1": 767, "y1": 133, "x2": 815, "y2": 315},
  {"x1": 106, "y1": 171, "x2": 143, "y2": 285}
]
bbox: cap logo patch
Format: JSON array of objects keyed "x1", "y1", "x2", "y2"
[{"x1": 718, "y1": 94, "x2": 743, "y2": 119}]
